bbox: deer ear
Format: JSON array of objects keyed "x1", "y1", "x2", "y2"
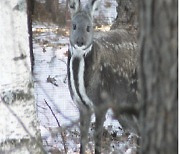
[
  {"x1": 87, "y1": 0, "x2": 101, "y2": 17},
  {"x1": 68, "y1": 0, "x2": 81, "y2": 17}
]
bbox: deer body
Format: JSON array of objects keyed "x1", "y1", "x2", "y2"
[{"x1": 67, "y1": 0, "x2": 138, "y2": 153}]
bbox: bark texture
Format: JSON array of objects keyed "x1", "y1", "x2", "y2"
[
  {"x1": 33, "y1": 0, "x2": 66, "y2": 26},
  {"x1": 27, "y1": 0, "x2": 34, "y2": 72},
  {"x1": 112, "y1": 0, "x2": 138, "y2": 31},
  {"x1": 0, "y1": 0, "x2": 44, "y2": 153},
  {"x1": 139, "y1": 0, "x2": 178, "y2": 154},
  {"x1": 45, "y1": 0, "x2": 66, "y2": 25},
  {"x1": 45, "y1": 0, "x2": 59, "y2": 23}
]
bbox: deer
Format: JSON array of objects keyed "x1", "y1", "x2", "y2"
[{"x1": 67, "y1": 0, "x2": 139, "y2": 153}]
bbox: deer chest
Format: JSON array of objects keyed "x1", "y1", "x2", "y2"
[{"x1": 68, "y1": 54, "x2": 94, "y2": 108}]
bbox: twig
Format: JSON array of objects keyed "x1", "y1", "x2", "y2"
[
  {"x1": 36, "y1": 81, "x2": 77, "y2": 123},
  {"x1": 37, "y1": 104, "x2": 47, "y2": 110},
  {"x1": 44, "y1": 99, "x2": 61, "y2": 127},
  {"x1": 58, "y1": 58, "x2": 67, "y2": 65},
  {"x1": 44, "y1": 99, "x2": 67, "y2": 153}
]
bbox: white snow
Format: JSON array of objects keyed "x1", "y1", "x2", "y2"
[{"x1": 33, "y1": 34, "x2": 79, "y2": 127}]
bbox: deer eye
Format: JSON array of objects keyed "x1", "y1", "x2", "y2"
[
  {"x1": 86, "y1": 26, "x2": 90, "y2": 32},
  {"x1": 73, "y1": 24, "x2": 76, "y2": 30}
]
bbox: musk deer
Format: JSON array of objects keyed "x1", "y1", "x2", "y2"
[{"x1": 67, "y1": 0, "x2": 139, "y2": 153}]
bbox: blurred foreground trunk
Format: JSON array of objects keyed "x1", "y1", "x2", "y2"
[
  {"x1": 139, "y1": 0, "x2": 178, "y2": 153},
  {"x1": 113, "y1": 0, "x2": 177, "y2": 153},
  {"x1": 0, "y1": 0, "x2": 44, "y2": 153}
]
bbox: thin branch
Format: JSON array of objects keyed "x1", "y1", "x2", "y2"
[
  {"x1": 58, "y1": 58, "x2": 67, "y2": 65},
  {"x1": 44, "y1": 99, "x2": 67, "y2": 153},
  {"x1": 36, "y1": 81, "x2": 77, "y2": 123},
  {"x1": 44, "y1": 99, "x2": 61, "y2": 127},
  {"x1": 37, "y1": 104, "x2": 47, "y2": 110}
]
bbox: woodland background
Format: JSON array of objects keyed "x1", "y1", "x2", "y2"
[{"x1": 0, "y1": 0, "x2": 177, "y2": 154}]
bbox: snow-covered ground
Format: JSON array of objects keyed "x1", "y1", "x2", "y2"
[
  {"x1": 32, "y1": 0, "x2": 138, "y2": 153},
  {"x1": 32, "y1": 23, "x2": 130, "y2": 154}
]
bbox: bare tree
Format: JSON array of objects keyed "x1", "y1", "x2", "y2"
[
  {"x1": 0, "y1": 1, "x2": 45, "y2": 153},
  {"x1": 139, "y1": 0, "x2": 178, "y2": 154}
]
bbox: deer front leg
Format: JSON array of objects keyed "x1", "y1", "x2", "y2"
[
  {"x1": 79, "y1": 107, "x2": 91, "y2": 154},
  {"x1": 94, "y1": 109, "x2": 106, "y2": 154}
]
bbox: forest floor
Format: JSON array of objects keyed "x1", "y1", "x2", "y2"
[
  {"x1": 32, "y1": 0, "x2": 138, "y2": 153},
  {"x1": 32, "y1": 23, "x2": 138, "y2": 154}
]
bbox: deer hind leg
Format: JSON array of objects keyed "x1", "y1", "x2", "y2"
[
  {"x1": 79, "y1": 107, "x2": 91, "y2": 154},
  {"x1": 94, "y1": 109, "x2": 107, "y2": 154}
]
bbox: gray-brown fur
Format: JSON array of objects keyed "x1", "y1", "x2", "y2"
[
  {"x1": 67, "y1": 0, "x2": 139, "y2": 153},
  {"x1": 85, "y1": 29, "x2": 138, "y2": 130}
]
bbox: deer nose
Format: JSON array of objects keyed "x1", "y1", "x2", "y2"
[{"x1": 76, "y1": 38, "x2": 84, "y2": 47}]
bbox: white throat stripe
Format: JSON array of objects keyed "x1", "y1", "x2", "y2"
[
  {"x1": 78, "y1": 57, "x2": 93, "y2": 107},
  {"x1": 69, "y1": 45, "x2": 93, "y2": 108},
  {"x1": 70, "y1": 44, "x2": 92, "y2": 57}
]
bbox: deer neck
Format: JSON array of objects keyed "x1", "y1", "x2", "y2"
[{"x1": 68, "y1": 43, "x2": 94, "y2": 109}]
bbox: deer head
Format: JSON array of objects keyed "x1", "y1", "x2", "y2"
[{"x1": 68, "y1": 0, "x2": 101, "y2": 51}]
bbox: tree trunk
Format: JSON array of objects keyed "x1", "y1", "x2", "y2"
[
  {"x1": 112, "y1": 0, "x2": 138, "y2": 31},
  {"x1": 0, "y1": 0, "x2": 44, "y2": 153},
  {"x1": 27, "y1": 0, "x2": 34, "y2": 72},
  {"x1": 45, "y1": 0, "x2": 64, "y2": 25},
  {"x1": 139, "y1": 0, "x2": 178, "y2": 154}
]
